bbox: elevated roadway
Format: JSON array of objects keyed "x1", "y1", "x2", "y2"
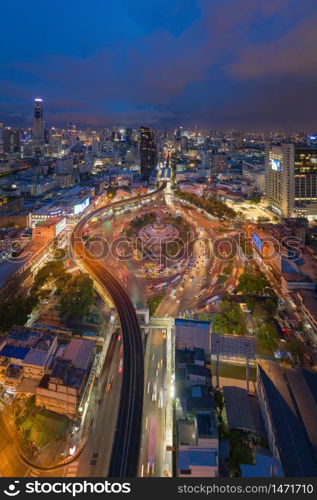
[{"x1": 70, "y1": 183, "x2": 166, "y2": 477}]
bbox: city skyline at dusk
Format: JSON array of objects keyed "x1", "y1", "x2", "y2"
[
  {"x1": 1, "y1": 0, "x2": 317, "y2": 490},
  {"x1": 1, "y1": 0, "x2": 317, "y2": 130}
]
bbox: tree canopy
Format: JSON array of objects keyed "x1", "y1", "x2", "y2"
[
  {"x1": 0, "y1": 294, "x2": 39, "y2": 333},
  {"x1": 174, "y1": 189, "x2": 236, "y2": 219},
  {"x1": 257, "y1": 322, "x2": 278, "y2": 354},
  {"x1": 237, "y1": 269, "x2": 271, "y2": 296},
  {"x1": 60, "y1": 274, "x2": 94, "y2": 320},
  {"x1": 33, "y1": 260, "x2": 66, "y2": 290},
  {"x1": 212, "y1": 300, "x2": 244, "y2": 335}
]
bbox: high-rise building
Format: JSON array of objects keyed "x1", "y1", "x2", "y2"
[
  {"x1": 265, "y1": 144, "x2": 294, "y2": 217},
  {"x1": 125, "y1": 127, "x2": 133, "y2": 147},
  {"x1": 210, "y1": 152, "x2": 228, "y2": 173},
  {"x1": 33, "y1": 98, "x2": 45, "y2": 146},
  {"x1": 3, "y1": 127, "x2": 20, "y2": 154},
  {"x1": 307, "y1": 134, "x2": 317, "y2": 146},
  {"x1": 180, "y1": 135, "x2": 188, "y2": 152},
  {"x1": 50, "y1": 133, "x2": 63, "y2": 157},
  {"x1": 139, "y1": 126, "x2": 157, "y2": 175},
  {"x1": 265, "y1": 143, "x2": 317, "y2": 218}
]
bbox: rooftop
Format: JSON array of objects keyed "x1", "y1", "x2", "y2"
[
  {"x1": 196, "y1": 411, "x2": 217, "y2": 438},
  {"x1": 0, "y1": 240, "x2": 47, "y2": 288},
  {"x1": 285, "y1": 368, "x2": 317, "y2": 455},
  {"x1": 211, "y1": 333, "x2": 255, "y2": 359},
  {"x1": 176, "y1": 347, "x2": 206, "y2": 365},
  {"x1": 175, "y1": 318, "x2": 210, "y2": 329},
  {"x1": 178, "y1": 448, "x2": 218, "y2": 469},
  {"x1": 296, "y1": 290, "x2": 317, "y2": 322},
  {"x1": 186, "y1": 364, "x2": 210, "y2": 378},
  {"x1": 282, "y1": 272, "x2": 313, "y2": 283},
  {"x1": 23, "y1": 349, "x2": 49, "y2": 367},
  {"x1": 62, "y1": 338, "x2": 94, "y2": 370},
  {"x1": 178, "y1": 419, "x2": 197, "y2": 446},
  {"x1": 223, "y1": 386, "x2": 257, "y2": 433},
  {"x1": 49, "y1": 358, "x2": 86, "y2": 390},
  {"x1": 257, "y1": 360, "x2": 317, "y2": 477},
  {"x1": 241, "y1": 449, "x2": 281, "y2": 478},
  {"x1": 185, "y1": 385, "x2": 215, "y2": 413},
  {"x1": 0, "y1": 345, "x2": 30, "y2": 360}
]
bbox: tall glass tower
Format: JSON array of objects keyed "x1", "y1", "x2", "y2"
[{"x1": 33, "y1": 98, "x2": 45, "y2": 145}]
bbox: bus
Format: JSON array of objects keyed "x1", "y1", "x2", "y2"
[
  {"x1": 170, "y1": 274, "x2": 182, "y2": 286},
  {"x1": 153, "y1": 282, "x2": 167, "y2": 292},
  {"x1": 206, "y1": 295, "x2": 220, "y2": 304}
]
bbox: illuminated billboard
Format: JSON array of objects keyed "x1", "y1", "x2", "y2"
[
  {"x1": 252, "y1": 232, "x2": 263, "y2": 253},
  {"x1": 74, "y1": 197, "x2": 90, "y2": 215},
  {"x1": 271, "y1": 158, "x2": 281, "y2": 172},
  {"x1": 55, "y1": 217, "x2": 66, "y2": 236}
]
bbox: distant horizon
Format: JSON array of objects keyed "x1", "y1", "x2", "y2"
[
  {"x1": 1, "y1": 0, "x2": 317, "y2": 131},
  {"x1": 1, "y1": 108, "x2": 316, "y2": 136}
]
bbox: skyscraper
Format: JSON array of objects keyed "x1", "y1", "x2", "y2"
[
  {"x1": 139, "y1": 126, "x2": 157, "y2": 176},
  {"x1": 265, "y1": 143, "x2": 317, "y2": 219},
  {"x1": 33, "y1": 98, "x2": 45, "y2": 146},
  {"x1": 3, "y1": 127, "x2": 20, "y2": 154}
]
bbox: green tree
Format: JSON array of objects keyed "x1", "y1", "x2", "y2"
[
  {"x1": 229, "y1": 429, "x2": 254, "y2": 472},
  {"x1": 247, "y1": 296, "x2": 278, "y2": 318},
  {"x1": 173, "y1": 189, "x2": 236, "y2": 219},
  {"x1": 0, "y1": 294, "x2": 39, "y2": 333},
  {"x1": 257, "y1": 322, "x2": 278, "y2": 354},
  {"x1": 197, "y1": 312, "x2": 212, "y2": 321},
  {"x1": 284, "y1": 338, "x2": 305, "y2": 365},
  {"x1": 237, "y1": 270, "x2": 271, "y2": 296},
  {"x1": 60, "y1": 274, "x2": 94, "y2": 320},
  {"x1": 147, "y1": 294, "x2": 165, "y2": 316},
  {"x1": 33, "y1": 260, "x2": 66, "y2": 290},
  {"x1": 214, "y1": 389, "x2": 225, "y2": 412},
  {"x1": 212, "y1": 300, "x2": 244, "y2": 335},
  {"x1": 25, "y1": 394, "x2": 36, "y2": 412}
]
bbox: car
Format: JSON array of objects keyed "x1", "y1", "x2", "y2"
[
  {"x1": 152, "y1": 381, "x2": 157, "y2": 401},
  {"x1": 106, "y1": 375, "x2": 114, "y2": 392},
  {"x1": 118, "y1": 358, "x2": 123, "y2": 374}
]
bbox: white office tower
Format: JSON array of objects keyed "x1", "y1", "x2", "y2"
[
  {"x1": 265, "y1": 144, "x2": 295, "y2": 217},
  {"x1": 265, "y1": 143, "x2": 317, "y2": 219}
]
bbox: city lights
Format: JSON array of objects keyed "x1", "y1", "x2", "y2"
[{"x1": 0, "y1": 1, "x2": 316, "y2": 492}]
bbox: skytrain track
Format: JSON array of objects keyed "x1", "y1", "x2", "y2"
[{"x1": 70, "y1": 182, "x2": 166, "y2": 477}]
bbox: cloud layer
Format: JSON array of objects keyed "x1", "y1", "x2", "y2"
[{"x1": 1, "y1": 0, "x2": 317, "y2": 130}]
